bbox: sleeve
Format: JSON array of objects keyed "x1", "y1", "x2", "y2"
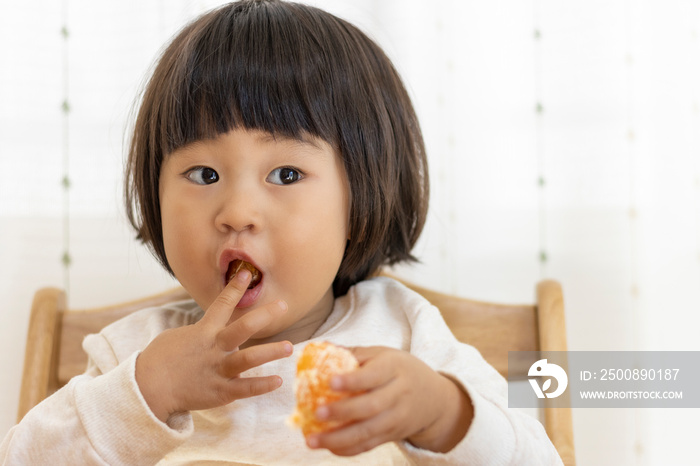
[
  {"x1": 0, "y1": 350, "x2": 193, "y2": 466},
  {"x1": 397, "y1": 301, "x2": 564, "y2": 466}
]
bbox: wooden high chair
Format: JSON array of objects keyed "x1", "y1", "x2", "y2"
[{"x1": 17, "y1": 276, "x2": 575, "y2": 465}]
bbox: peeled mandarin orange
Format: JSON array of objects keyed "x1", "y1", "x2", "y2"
[{"x1": 290, "y1": 341, "x2": 359, "y2": 436}]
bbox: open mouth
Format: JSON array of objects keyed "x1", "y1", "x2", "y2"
[{"x1": 226, "y1": 259, "x2": 263, "y2": 289}]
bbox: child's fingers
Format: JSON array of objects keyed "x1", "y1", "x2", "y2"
[
  {"x1": 219, "y1": 341, "x2": 293, "y2": 377},
  {"x1": 346, "y1": 346, "x2": 383, "y2": 364},
  {"x1": 309, "y1": 410, "x2": 398, "y2": 456},
  {"x1": 319, "y1": 383, "x2": 398, "y2": 426},
  {"x1": 216, "y1": 300, "x2": 287, "y2": 351},
  {"x1": 225, "y1": 375, "x2": 284, "y2": 400},
  {"x1": 200, "y1": 269, "x2": 252, "y2": 327},
  {"x1": 331, "y1": 365, "x2": 392, "y2": 393},
  {"x1": 332, "y1": 347, "x2": 395, "y2": 392}
]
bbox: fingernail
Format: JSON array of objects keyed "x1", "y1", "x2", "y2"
[
  {"x1": 307, "y1": 435, "x2": 320, "y2": 448},
  {"x1": 316, "y1": 406, "x2": 329, "y2": 420},
  {"x1": 277, "y1": 300, "x2": 288, "y2": 312},
  {"x1": 330, "y1": 375, "x2": 343, "y2": 390},
  {"x1": 283, "y1": 342, "x2": 293, "y2": 355},
  {"x1": 235, "y1": 269, "x2": 251, "y2": 283}
]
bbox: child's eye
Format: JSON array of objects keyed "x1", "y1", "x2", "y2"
[
  {"x1": 267, "y1": 167, "x2": 303, "y2": 185},
  {"x1": 185, "y1": 166, "x2": 219, "y2": 185}
]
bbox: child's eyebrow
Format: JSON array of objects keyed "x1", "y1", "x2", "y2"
[{"x1": 256, "y1": 132, "x2": 328, "y2": 153}]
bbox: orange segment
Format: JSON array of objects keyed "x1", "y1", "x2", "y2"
[
  {"x1": 226, "y1": 260, "x2": 262, "y2": 289},
  {"x1": 290, "y1": 341, "x2": 359, "y2": 436}
]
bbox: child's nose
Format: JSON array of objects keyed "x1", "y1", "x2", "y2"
[{"x1": 214, "y1": 182, "x2": 262, "y2": 234}]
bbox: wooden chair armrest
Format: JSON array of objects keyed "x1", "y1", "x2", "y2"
[
  {"x1": 17, "y1": 287, "x2": 66, "y2": 422},
  {"x1": 536, "y1": 280, "x2": 575, "y2": 466}
]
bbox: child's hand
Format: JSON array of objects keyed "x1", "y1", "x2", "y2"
[
  {"x1": 306, "y1": 346, "x2": 473, "y2": 456},
  {"x1": 135, "y1": 270, "x2": 293, "y2": 423}
]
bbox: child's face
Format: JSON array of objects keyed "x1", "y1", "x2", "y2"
[{"x1": 159, "y1": 129, "x2": 350, "y2": 344}]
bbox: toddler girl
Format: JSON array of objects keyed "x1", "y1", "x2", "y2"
[{"x1": 2, "y1": 1, "x2": 563, "y2": 464}]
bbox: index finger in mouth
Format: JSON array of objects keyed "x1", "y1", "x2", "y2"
[{"x1": 201, "y1": 269, "x2": 252, "y2": 327}]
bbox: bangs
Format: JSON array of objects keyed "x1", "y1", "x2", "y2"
[{"x1": 155, "y1": 2, "x2": 342, "y2": 153}]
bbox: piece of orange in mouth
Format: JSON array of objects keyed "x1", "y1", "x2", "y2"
[{"x1": 226, "y1": 260, "x2": 262, "y2": 289}]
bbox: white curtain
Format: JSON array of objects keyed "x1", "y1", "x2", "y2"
[{"x1": 2, "y1": 1, "x2": 699, "y2": 464}]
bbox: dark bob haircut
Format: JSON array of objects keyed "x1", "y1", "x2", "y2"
[{"x1": 125, "y1": 0, "x2": 429, "y2": 296}]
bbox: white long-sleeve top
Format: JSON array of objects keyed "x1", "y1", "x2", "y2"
[{"x1": 2, "y1": 277, "x2": 563, "y2": 465}]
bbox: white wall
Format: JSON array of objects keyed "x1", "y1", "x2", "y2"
[{"x1": 2, "y1": 1, "x2": 699, "y2": 465}]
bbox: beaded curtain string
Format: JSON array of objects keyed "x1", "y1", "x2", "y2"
[
  {"x1": 60, "y1": 1, "x2": 71, "y2": 297},
  {"x1": 533, "y1": 0, "x2": 547, "y2": 279},
  {"x1": 625, "y1": 0, "x2": 639, "y2": 349}
]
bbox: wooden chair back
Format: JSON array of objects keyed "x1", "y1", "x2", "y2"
[{"x1": 18, "y1": 277, "x2": 574, "y2": 465}]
